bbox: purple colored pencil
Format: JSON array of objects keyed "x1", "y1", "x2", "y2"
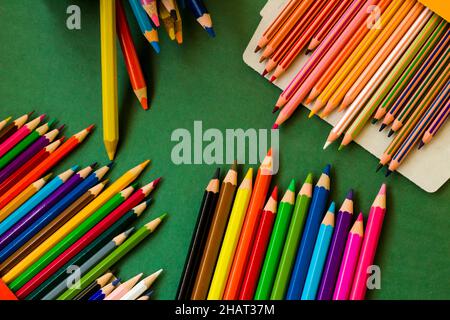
[
  {"x1": 0, "y1": 165, "x2": 94, "y2": 249},
  {"x1": 316, "y1": 189, "x2": 354, "y2": 300},
  {"x1": 0, "y1": 128, "x2": 61, "y2": 184}
]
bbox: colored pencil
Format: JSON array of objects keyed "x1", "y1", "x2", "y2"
[
  {"x1": 301, "y1": 203, "x2": 335, "y2": 300},
  {"x1": 350, "y1": 185, "x2": 386, "y2": 300},
  {"x1": 100, "y1": 0, "x2": 118, "y2": 161},
  {"x1": 117, "y1": 0, "x2": 148, "y2": 110},
  {"x1": 88, "y1": 278, "x2": 121, "y2": 300},
  {"x1": 306, "y1": 0, "x2": 345, "y2": 52},
  {"x1": 161, "y1": 0, "x2": 177, "y2": 20},
  {"x1": 121, "y1": 269, "x2": 163, "y2": 300},
  {"x1": 186, "y1": 0, "x2": 215, "y2": 38},
  {"x1": 0, "y1": 160, "x2": 148, "y2": 284},
  {"x1": 0, "y1": 117, "x2": 12, "y2": 133},
  {"x1": 174, "y1": 1, "x2": 183, "y2": 44},
  {"x1": 136, "y1": 289, "x2": 153, "y2": 300},
  {"x1": 177, "y1": 169, "x2": 220, "y2": 300},
  {"x1": 286, "y1": 164, "x2": 330, "y2": 300},
  {"x1": 29, "y1": 226, "x2": 134, "y2": 300},
  {"x1": 0, "y1": 166, "x2": 77, "y2": 237},
  {"x1": 73, "y1": 271, "x2": 115, "y2": 300},
  {"x1": 317, "y1": 190, "x2": 354, "y2": 300},
  {"x1": 333, "y1": 213, "x2": 364, "y2": 300},
  {"x1": 270, "y1": 174, "x2": 313, "y2": 300},
  {"x1": 140, "y1": 0, "x2": 159, "y2": 27},
  {"x1": 387, "y1": 74, "x2": 449, "y2": 174},
  {"x1": 0, "y1": 120, "x2": 53, "y2": 170},
  {"x1": 105, "y1": 273, "x2": 143, "y2": 300},
  {"x1": 341, "y1": 16, "x2": 444, "y2": 146},
  {"x1": 273, "y1": 0, "x2": 365, "y2": 110},
  {"x1": 0, "y1": 126, "x2": 93, "y2": 210},
  {"x1": 0, "y1": 113, "x2": 30, "y2": 145},
  {"x1": 255, "y1": 0, "x2": 300, "y2": 52},
  {"x1": 191, "y1": 163, "x2": 238, "y2": 300},
  {"x1": 420, "y1": 99, "x2": 450, "y2": 149},
  {"x1": 320, "y1": 0, "x2": 416, "y2": 117},
  {"x1": 0, "y1": 165, "x2": 92, "y2": 250},
  {"x1": 0, "y1": 128, "x2": 61, "y2": 184},
  {"x1": 389, "y1": 46, "x2": 449, "y2": 135},
  {"x1": 58, "y1": 214, "x2": 166, "y2": 300},
  {"x1": 0, "y1": 115, "x2": 45, "y2": 158},
  {"x1": 88, "y1": 278, "x2": 121, "y2": 301},
  {"x1": 323, "y1": 8, "x2": 432, "y2": 149},
  {"x1": 0, "y1": 278, "x2": 17, "y2": 300},
  {"x1": 42, "y1": 228, "x2": 134, "y2": 300},
  {"x1": 0, "y1": 175, "x2": 52, "y2": 224},
  {"x1": 381, "y1": 26, "x2": 450, "y2": 130},
  {"x1": 10, "y1": 184, "x2": 136, "y2": 292},
  {"x1": 254, "y1": 179, "x2": 295, "y2": 299},
  {"x1": 159, "y1": 1, "x2": 176, "y2": 41},
  {"x1": 223, "y1": 149, "x2": 274, "y2": 299},
  {"x1": 0, "y1": 182, "x2": 106, "y2": 277},
  {"x1": 129, "y1": 0, "x2": 160, "y2": 52},
  {"x1": 207, "y1": 168, "x2": 253, "y2": 300},
  {"x1": 239, "y1": 186, "x2": 278, "y2": 300}
]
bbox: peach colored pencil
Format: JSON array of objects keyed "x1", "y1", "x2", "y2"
[
  {"x1": 307, "y1": 0, "x2": 351, "y2": 52},
  {"x1": 320, "y1": 0, "x2": 417, "y2": 117},
  {"x1": 260, "y1": 0, "x2": 314, "y2": 60},
  {"x1": 273, "y1": 0, "x2": 378, "y2": 128},
  {"x1": 304, "y1": 0, "x2": 392, "y2": 106},
  {"x1": 263, "y1": 0, "x2": 326, "y2": 75},
  {"x1": 273, "y1": 0, "x2": 366, "y2": 111},
  {"x1": 255, "y1": 0, "x2": 301, "y2": 52},
  {"x1": 322, "y1": 8, "x2": 433, "y2": 150}
]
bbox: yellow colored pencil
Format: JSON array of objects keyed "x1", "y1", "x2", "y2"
[
  {"x1": 100, "y1": 0, "x2": 119, "y2": 160},
  {"x1": 207, "y1": 168, "x2": 253, "y2": 300},
  {"x1": 1, "y1": 161, "x2": 149, "y2": 284},
  {"x1": 159, "y1": 1, "x2": 175, "y2": 41}
]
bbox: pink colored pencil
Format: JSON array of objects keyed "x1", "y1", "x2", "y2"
[
  {"x1": 349, "y1": 184, "x2": 386, "y2": 300},
  {"x1": 333, "y1": 213, "x2": 364, "y2": 300},
  {"x1": 273, "y1": 0, "x2": 377, "y2": 127}
]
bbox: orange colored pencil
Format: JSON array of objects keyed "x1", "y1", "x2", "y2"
[
  {"x1": 0, "y1": 126, "x2": 93, "y2": 210},
  {"x1": 255, "y1": 0, "x2": 301, "y2": 52},
  {"x1": 117, "y1": 0, "x2": 148, "y2": 110},
  {"x1": 223, "y1": 149, "x2": 274, "y2": 299}
]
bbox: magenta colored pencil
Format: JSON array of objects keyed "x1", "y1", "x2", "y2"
[
  {"x1": 350, "y1": 184, "x2": 386, "y2": 300},
  {"x1": 0, "y1": 128, "x2": 61, "y2": 184},
  {"x1": 317, "y1": 189, "x2": 354, "y2": 300},
  {"x1": 333, "y1": 213, "x2": 364, "y2": 300}
]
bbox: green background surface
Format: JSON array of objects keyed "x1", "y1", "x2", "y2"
[{"x1": 0, "y1": 0, "x2": 449, "y2": 300}]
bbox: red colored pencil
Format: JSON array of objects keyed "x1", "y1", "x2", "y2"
[
  {"x1": 117, "y1": 0, "x2": 148, "y2": 110},
  {"x1": 0, "y1": 139, "x2": 63, "y2": 195},
  {"x1": 239, "y1": 186, "x2": 278, "y2": 300},
  {"x1": 0, "y1": 126, "x2": 93, "y2": 210}
]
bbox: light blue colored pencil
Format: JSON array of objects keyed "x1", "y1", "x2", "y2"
[
  {"x1": 128, "y1": 0, "x2": 160, "y2": 53},
  {"x1": 301, "y1": 202, "x2": 335, "y2": 300}
]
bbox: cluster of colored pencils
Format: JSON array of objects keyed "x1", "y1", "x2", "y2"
[
  {"x1": 256, "y1": 0, "x2": 449, "y2": 175},
  {"x1": 0, "y1": 113, "x2": 167, "y2": 300},
  {"x1": 177, "y1": 151, "x2": 388, "y2": 300},
  {"x1": 101, "y1": 0, "x2": 215, "y2": 160}
]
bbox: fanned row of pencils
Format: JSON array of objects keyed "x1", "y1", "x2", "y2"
[
  {"x1": 101, "y1": 0, "x2": 215, "y2": 160},
  {"x1": 256, "y1": 0, "x2": 449, "y2": 175},
  {"x1": 177, "y1": 150, "x2": 387, "y2": 300},
  {"x1": 0, "y1": 112, "x2": 167, "y2": 300}
]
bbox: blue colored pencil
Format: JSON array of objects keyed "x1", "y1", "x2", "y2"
[
  {"x1": 88, "y1": 278, "x2": 121, "y2": 301},
  {"x1": 0, "y1": 166, "x2": 78, "y2": 236},
  {"x1": 286, "y1": 164, "x2": 331, "y2": 300},
  {"x1": 186, "y1": 0, "x2": 215, "y2": 37},
  {"x1": 0, "y1": 165, "x2": 110, "y2": 264},
  {"x1": 128, "y1": 0, "x2": 160, "y2": 53},
  {"x1": 301, "y1": 203, "x2": 335, "y2": 300}
]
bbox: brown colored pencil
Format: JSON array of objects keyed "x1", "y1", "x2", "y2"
[
  {"x1": 0, "y1": 181, "x2": 106, "y2": 276},
  {"x1": 191, "y1": 163, "x2": 238, "y2": 300}
]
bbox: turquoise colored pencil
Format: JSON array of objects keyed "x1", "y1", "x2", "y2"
[
  {"x1": 128, "y1": 0, "x2": 160, "y2": 53},
  {"x1": 301, "y1": 202, "x2": 335, "y2": 300}
]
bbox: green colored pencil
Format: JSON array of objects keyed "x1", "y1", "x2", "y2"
[
  {"x1": 254, "y1": 179, "x2": 295, "y2": 300},
  {"x1": 270, "y1": 174, "x2": 313, "y2": 300},
  {"x1": 8, "y1": 185, "x2": 136, "y2": 291},
  {"x1": 373, "y1": 17, "x2": 446, "y2": 122},
  {"x1": 57, "y1": 213, "x2": 167, "y2": 300}
]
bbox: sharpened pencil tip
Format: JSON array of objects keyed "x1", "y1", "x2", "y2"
[
  {"x1": 270, "y1": 76, "x2": 277, "y2": 82},
  {"x1": 57, "y1": 124, "x2": 65, "y2": 131},
  {"x1": 379, "y1": 123, "x2": 386, "y2": 132},
  {"x1": 254, "y1": 46, "x2": 261, "y2": 53},
  {"x1": 305, "y1": 173, "x2": 313, "y2": 184},
  {"x1": 346, "y1": 189, "x2": 354, "y2": 200},
  {"x1": 107, "y1": 161, "x2": 114, "y2": 168},
  {"x1": 385, "y1": 169, "x2": 392, "y2": 177},
  {"x1": 288, "y1": 179, "x2": 296, "y2": 191},
  {"x1": 159, "y1": 213, "x2": 168, "y2": 220},
  {"x1": 90, "y1": 162, "x2": 98, "y2": 169},
  {"x1": 379, "y1": 183, "x2": 387, "y2": 195},
  {"x1": 86, "y1": 124, "x2": 95, "y2": 132},
  {"x1": 271, "y1": 185, "x2": 278, "y2": 200},
  {"x1": 376, "y1": 164, "x2": 383, "y2": 172},
  {"x1": 262, "y1": 69, "x2": 268, "y2": 77},
  {"x1": 308, "y1": 110, "x2": 315, "y2": 118},
  {"x1": 338, "y1": 145, "x2": 344, "y2": 151},
  {"x1": 272, "y1": 123, "x2": 279, "y2": 129},
  {"x1": 205, "y1": 27, "x2": 216, "y2": 38},
  {"x1": 388, "y1": 129, "x2": 394, "y2": 137},
  {"x1": 272, "y1": 106, "x2": 279, "y2": 114},
  {"x1": 323, "y1": 141, "x2": 331, "y2": 150},
  {"x1": 357, "y1": 212, "x2": 363, "y2": 221},
  {"x1": 153, "y1": 177, "x2": 162, "y2": 186},
  {"x1": 140, "y1": 97, "x2": 149, "y2": 110},
  {"x1": 323, "y1": 164, "x2": 331, "y2": 175},
  {"x1": 231, "y1": 161, "x2": 238, "y2": 171},
  {"x1": 328, "y1": 201, "x2": 335, "y2": 212},
  {"x1": 371, "y1": 118, "x2": 378, "y2": 125},
  {"x1": 112, "y1": 278, "x2": 121, "y2": 286},
  {"x1": 145, "y1": 198, "x2": 152, "y2": 206},
  {"x1": 418, "y1": 141, "x2": 424, "y2": 149},
  {"x1": 305, "y1": 49, "x2": 312, "y2": 55},
  {"x1": 213, "y1": 168, "x2": 220, "y2": 179}
]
